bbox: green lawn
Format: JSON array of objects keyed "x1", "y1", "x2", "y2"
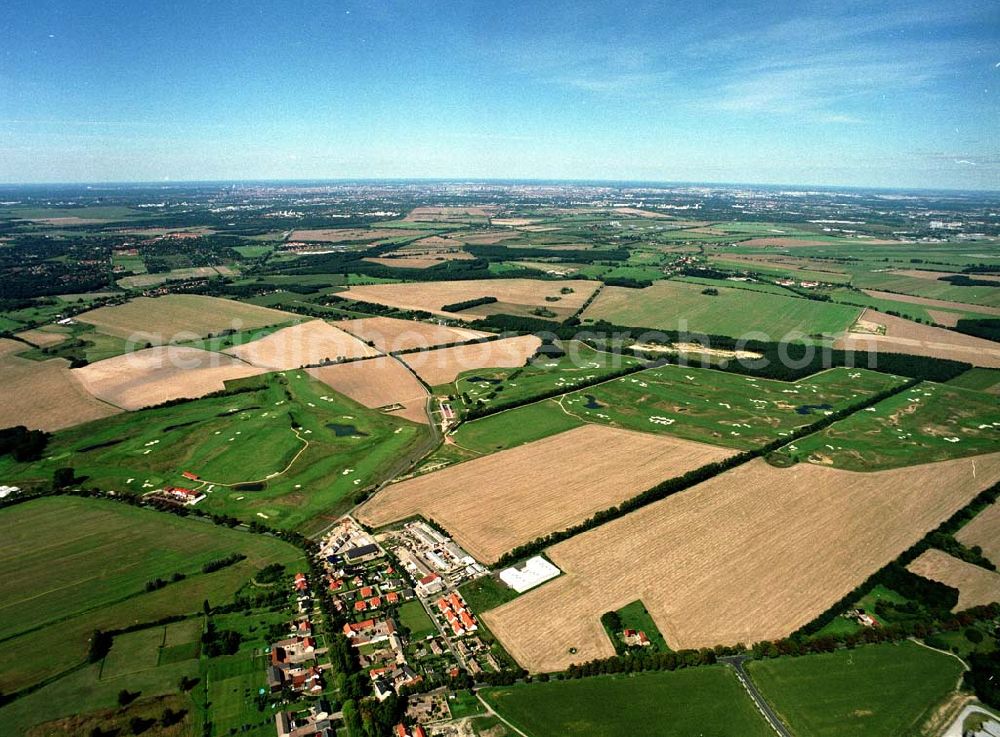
[
  {"x1": 747, "y1": 641, "x2": 965, "y2": 737},
  {"x1": 459, "y1": 575, "x2": 520, "y2": 613},
  {"x1": 445, "y1": 365, "x2": 905, "y2": 456},
  {"x1": 850, "y1": 269, "x2": 1000, "y2": 308},
  {"x1": 0, "y1": 496, "x2": 303, "y2": 693},
  {"x1": 771, "y1": 381, "x2": 1000, "y2": 470},
  {"x1": 0, "y1": 371, "x2": 429, "y2": 531},
  {"x1": 397, "y1": 600, "x2": 437, "y2": 639},
  {"x1": 616, "y1": 600, "x2": 669, "y2": 652},
  {"x1": 449, "y1": 398, "x2": 583, "y2": 454},
  {"x1": 448, "y1": 690, "x2": 486, "y2": 719},
  {"x1": 948, "y1": 367, "x2": 1000, "y2": 393},
  {"x1": 582, "y1": 279, "x2": 861, "y2": 339},
  {"x1": 482, "y1": 667, "x2": 773, "y2": 737},
  {"x1": 442, "y1": 340, "x2": 642, "y2": 413}
]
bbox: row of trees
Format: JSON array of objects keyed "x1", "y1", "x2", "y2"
[{"x1": 495, "y1": 378, "x2": 918, "y2": 567}]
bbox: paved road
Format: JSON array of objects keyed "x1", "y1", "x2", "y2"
[
  {"x1": 940, "y1": 703, "x2": 1000, "y2": 737},
  {"x1": 720, "y1": 655, "x2": 792, "y2": 737}
]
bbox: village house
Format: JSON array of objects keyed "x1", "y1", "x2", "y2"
[
  {"x1": 416, "y1": 572, "x2": 444, "y2": 596},
  {"x1": 342, "y1": 618, "x2": 397, "y2": 647},
  {"x1": 623, "y1": 629, "x2": 651, "y2": 647},
  {"x1": 270, "y1": 635, "x2": 317, "y2": 666}
]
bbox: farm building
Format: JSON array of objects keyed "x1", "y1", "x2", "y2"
[{"x1": 500, "y1": 556, "x2": 561, "y2": 593}]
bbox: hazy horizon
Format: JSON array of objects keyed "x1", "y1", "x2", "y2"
[{"x1": 2, "y1": 0, "x2": 998, "y2": 189}]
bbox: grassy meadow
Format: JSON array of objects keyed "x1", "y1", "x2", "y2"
[
  {"x1": 444, "y1": 365, "x2": 906, "y2": 456},
  {"x1": 0, "y1": 371, "x2": 429, "y2": 530},
  {"x1": 771, "y1": 382, "x2": 1000, "y2": 470},
  {"x1": 747, "y1": 641, "x2": 964, "y2": 737},
  {"x1": 481, "y1": 667, "x2": 773, "y2": 737},
  {"x1": 0, "y1": 496, "x2": 303, "y2": 694},
  {"x1": 582, "y1": 279, "x2": 862, "y2": 338}
]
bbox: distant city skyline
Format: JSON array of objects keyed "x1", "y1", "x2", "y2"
[{"x1": 1, "y1": 0, "x2": 998, "y2": 189}]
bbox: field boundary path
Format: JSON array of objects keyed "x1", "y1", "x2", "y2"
[
  {"x1": 474, "y1": 692, "x2": 531, "y2": 737},
  {"x1": 720, "y1": 655, "x2": 793, "y2": 737}
]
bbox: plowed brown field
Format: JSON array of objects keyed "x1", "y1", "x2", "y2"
[
  {"x1": 337, "y1": 279, "x2": 598, "y2": 321},
  {"x1": 400, "y1": 335, "x2": 541, "y2": 386},
  {"x1": 336, "y1": 316, "x2": 490, "y2": 353},
  {"x1": 836, "y1": 309, "x2": 1000, "y2": 368},
  {"x1": 74, "y1": 346, "x2": 267, "y2": 410},
  {"x1": 0, "y1": 339, "x2": 121, "y2": 431},
  {"x1": 908, "y1": 549, "x2": 1000, "y2": 611},
  {"x1": 77, "y1": 295, "x2": 296, "y2": 344},
  {"x1": 957, "y1": 501, "x2": 1000, "y2": 565},
  {"x1": 308, "y1": 356, "x2": 429, "y2": 424},
  {"x1": 357, "y1": 425, "x2": 736, "y2": 563},
  {"x1": 224, "y1": 320, "x2": 378, "y2": 369},
  {"x1": 482, "y1": 454, "x2": 1000, "y2": 672}
]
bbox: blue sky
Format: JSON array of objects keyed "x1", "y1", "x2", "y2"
[{"x1": 1, "y1": 0, "x2": 997, "y2": 188}]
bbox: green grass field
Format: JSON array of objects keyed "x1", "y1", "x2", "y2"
[
  {"x1": 397, "y1": 600, "x2": 437, "y2": 639},
  {"x1": 850, "y1": 269, "x2": 1000, "y2": 308},
  {"x1": 0, "y1": 608, "x2": 289, "y2": 737},
  {"x1": 615, "y1": 600, "x2": 669, "y2": 652},
  {"x1": 445, "y1": 365, "x2": 905, "y2": 456},
  {"x1": 675, "y1": 274, "x2": 803, "y2": 296},
  {"x1": 0, "y1": 496, "x2": 302, "y2": 693},
  {"x1": 442, "y1": 341, "x2": 642, "y2": 412},
  {"x1": 459, "y1": 574, "x2": 521, "y2": 613},
  {"x1": 771, "y1": 382, "x2": 1000, "y2": 470},
  {"x1": 747, "y1": 641, "x2": 964, "y2": 737},
  {"x1": 0, "y1": 371, "x2": 429, "y2": 530},
  {"x1": 948, "y1": 367, "x2": 1000, "y2": 393},
  {"x1": 482, "y1": 667, "x2": 773, "y2": 737},
  {"x1": 582, "y1": 279, "x2": 862, "y2": 339}
]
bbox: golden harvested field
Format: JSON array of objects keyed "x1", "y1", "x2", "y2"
[
  {"x1": 907, "y1": 549, "x2": 1000, "y2": 611},
  {"x1": 363, "y1": 253, "x2": 473, "y2": 269},
  {"x1": 73, "y1": 346, "x2": 267, "y2": 410},
  {"x1": 307, "y1": 356, "x2": 428, "y2": 424},
  {"x1": 404, "y1": 206, "x2": 493, "y2": 221},
  {"x1": 835, "y1": 309, "x2": 1000, "y2": 368},
  {"x1": 957, "y1": 502, "x2": 1000, "y2": 565},
  {"x1": 492, "y1": 218, "x2": 541, "y2": 226},
  {"x1": 288, "y1": 227, "x2": 424, "y2": 242},
  {"x1": 337, "y1": 278, "x2": 598, "y2": 321},
  {"x1": 14, "y1": 329, "x2": 68, "y2": 348},
  {"x1": 76, "y1": 295, "x2": 296, "y2": 344},
  {"x1": 454, "y1": 231, "x2": 519, "y2": 245},
  {"x1": 483, "y1": 454, "x2": 1000, "y2": 673},
  {"x1": 399, "y1": 235, "x2": 465, "y2": 251},
  {"x1": 0, "y1": 339, "x2": 121, "y2": 431},
  {"x1": 336, "y1": 316, "x2": 490, "y2": 353},
  {"x1": 357, "y1": 425, "x2": 735, "y2": 563},
  {"x1": 400, "y1": 335, "x2": 541, "y2": 386},
  {"x1": 612, "y1": 207, "x2": 673, "y2": 219},
  {"x1": 927, "y1": 310, "x2": 962, "y2": 327},
  {"x1": 116, "y1": 265, "x2": 235, "y2": 289},
  {"x1": 860, "y1": 289, "x2": 1000, "y2": 317},
  {"x1": 738, "y1": 237, "x2": 832, "y2": 247},
  {"x1": 223, "y1": 319, "x2": 378, "y2": 369},
  {"x1": 892, "y1": 269, "x2": 1000, "y2": 283}
]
